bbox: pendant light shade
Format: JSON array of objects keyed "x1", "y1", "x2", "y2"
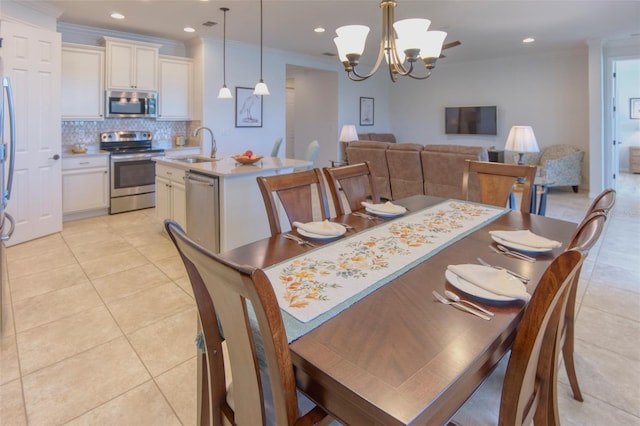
[
  {"x1": 254, "y1": 0, "x2": 269, "y2": 95},
  {"x1": 218, "y1": 7, "x2": 232, "y2": 99}
]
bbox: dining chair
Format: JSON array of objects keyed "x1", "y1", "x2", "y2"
[
  {"x1": 165, "y1": 220, "x2": 329, "y2": 426},
  {"x1": 271, "y1": 137, "x2": 283, "y2": 157},
  {"x1": 323, "y1": 161, "x2": 380, "y2": 216},
  {"x1": 257, "y1": 168, "x2": 330, "y2": 236},
  {"x1": 450, "y1": 249, "x2": 584, "y2": 426},
  {"x1": 586, "y1": 187, "x2": 616, "y2": 216},
  {"x1": 560, "y1": 210, "x2": 608, "y2": 402},
  {"x1": 461, "y1": 160, "x2": 537, "y2": 212}
]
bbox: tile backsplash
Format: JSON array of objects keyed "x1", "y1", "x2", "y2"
[{"x1": 61, "y1": 119, "x2": 200, "y2": 146}]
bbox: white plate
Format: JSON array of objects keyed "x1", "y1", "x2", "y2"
[
  {"x1": 365, "y1": 207, "x2": 405, "y2": 218},
  {"x1": 491, "y1": 235, "x2": 552, "y2": 253},
  {"x1": 298, "y1": 227, "x2": 346, "y2": 240},
  {"x1": 445, "y1": 269, "x2": 521, "y2": 303}
]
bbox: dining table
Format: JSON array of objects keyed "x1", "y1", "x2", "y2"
[{"x1": 219, "y1": 195, "x2": 577, "y2": 425}]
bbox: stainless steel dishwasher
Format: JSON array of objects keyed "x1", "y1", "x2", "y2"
[{"x1": 185, "y1": 171, "x2": 220, "y2": 253}]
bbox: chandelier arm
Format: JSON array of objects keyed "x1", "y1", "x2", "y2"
[{"x1": 348, "y1": 39, "x2": 387, "y2": 80}]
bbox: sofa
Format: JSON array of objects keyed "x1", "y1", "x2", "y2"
[
  {"x1": 345, "y1": 141, "x2": 489, "y2": 201},
  {"x1": 357, "y1": 133, "x2": 397, "y2": 143},
  {"x1": 511, "y1": 144, "x2": 584, "y2": 193}
]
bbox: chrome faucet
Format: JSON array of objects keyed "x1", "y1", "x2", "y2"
[{"x1": 193, "y1": 126, "x2": 217, "y2": 159}]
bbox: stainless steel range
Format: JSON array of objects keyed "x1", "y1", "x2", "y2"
[{"x1": 100, "y1": 131, "x2": 164, "y2": 214}]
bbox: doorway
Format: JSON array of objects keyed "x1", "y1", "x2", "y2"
[{"x1": 285, "y1": 65, "x2": 338, "y2": 168}]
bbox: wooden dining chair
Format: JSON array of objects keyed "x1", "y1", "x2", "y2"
[
  {"x1": 461, "y1": 160, "x2": 537, "y2": 212},
  {"x1": 257, "y1": 168, "x2": 330, "y2": 236},
  {"x1": 450, "y1": 249, "x2": 584, "y2": 426},
  {"x1": 560, "y1": 210, "x2": 608, "y2": 402},
  {"x1": 323, "y1": 162, "x2": 380, "y2": 216},
  {"x1": 586, "y1": 187, "x2": 616, "y2": 216},
  {"x1": 165, "y1": 220, "x2": 329, "y2": 426}
]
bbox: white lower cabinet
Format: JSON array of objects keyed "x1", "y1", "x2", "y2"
[
  {"x1": 62, "y1": 155, "x2": 109, "y2": 220},
  {"x1": 156, "y1": 164, "x2": 187, "y2": 230}
]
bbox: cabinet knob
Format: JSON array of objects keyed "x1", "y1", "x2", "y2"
[{"x1": 49, "y1": 154, "x2": 61, "y2": 160}]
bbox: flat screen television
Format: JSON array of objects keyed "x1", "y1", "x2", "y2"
[{"x1": 445, "y1": 106, "x2": 497, "y2": 135}]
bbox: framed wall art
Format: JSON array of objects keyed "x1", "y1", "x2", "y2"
[
  {"x1": 360, "y1": 97, "x2": 374, "y2": 126},
  {"x1": 236, "y1": 87, "x2": 263, "y2": 127},
  {"x1": 630, "y1": 98, "x2": 640, "y2": 119}
]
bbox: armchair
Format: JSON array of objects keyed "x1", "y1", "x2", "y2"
[{"x1": 515, "y1": 144, "x2": 584, "y2": 193}]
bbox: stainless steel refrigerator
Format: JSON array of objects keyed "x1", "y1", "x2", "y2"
[{"x1": 1, "y1": 39, "x2": 17, "y2": 330}]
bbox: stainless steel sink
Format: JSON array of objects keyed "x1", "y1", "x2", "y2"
[{"x1": 172, "y1": 157, "x2": 214, "y2": 164}]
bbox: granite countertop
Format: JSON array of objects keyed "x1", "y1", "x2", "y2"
[{"x1": 154, "y1": 153, "x2": 312, "y2": 178}]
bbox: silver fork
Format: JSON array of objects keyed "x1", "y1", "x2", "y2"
[
  {"x1": 489, "y1": 244, "x2": 536, "y2": 263},
  {"x1": 477, "y1": 257, "x2": 530, "y2": 283},
  {"x1": 353, "y1": 212, "x2": 378, "y2": 221},
  {"x1": 432, "y1": 290, "x2": 491, "y2": 320},
  {"x1": 282, "y1": 233, "x2": 316, "y2": 247}
]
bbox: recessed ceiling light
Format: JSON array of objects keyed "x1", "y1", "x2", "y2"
[
  {"x1": 110, "y1": 12, "x2": 125, "y2": 20},
  {"x1": 314, "y1": 27, "x2": 325, "y2": 33},
  {"x1": 184, "y1": 27, "x2": 196, "y2": 33},
  {"x1": 523, "y1": 37, "x2": 535, "y2": 44}
]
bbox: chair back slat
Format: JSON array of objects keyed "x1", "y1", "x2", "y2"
[
  {"x1": 257, "y1": 169, "x2": 330, "y2": 236},
  {"x1": 462, "y1": 160, "x2": 537, "y2": 212},
  {"x1": 324, "y1": 162, "x2": 380, "y2": 215}
]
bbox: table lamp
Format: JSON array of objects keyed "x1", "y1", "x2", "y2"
[
  {"x1": 504, "y1": 125, "x2": 539, "y2": 165},
  {"x1": 339, "y1": 124, "x2": 358, "y2": 162}
]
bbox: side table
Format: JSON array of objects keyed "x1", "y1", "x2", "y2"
[{"x1": 509, "y1": 177, "x2": 553, "y2": 216}]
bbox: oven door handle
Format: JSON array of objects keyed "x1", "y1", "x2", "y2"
[{"x1": 111, "y1": 153, "x2": 162, "y2": 161}]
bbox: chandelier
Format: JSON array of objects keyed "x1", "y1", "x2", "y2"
[{"x1": 333, "y1": 0, "x2": 459, "y2": 82}]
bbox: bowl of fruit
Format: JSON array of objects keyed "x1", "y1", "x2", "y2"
[{"x1": 232, "y1": 150, "x2": 263, "y2": 165}]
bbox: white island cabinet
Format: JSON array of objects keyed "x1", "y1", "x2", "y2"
[
  {"x1": 155, "y1": 163, "x2": 187, "y2": 230},
  {"x1": 154, "y1": 155, "x2": 312, "y2": 252}
]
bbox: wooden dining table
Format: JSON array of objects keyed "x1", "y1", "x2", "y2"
[{"x1": 219, "y1": 195, "x2": 577, "y2": 425}]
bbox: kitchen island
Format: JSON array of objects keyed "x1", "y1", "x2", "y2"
[{"x1": 154, "y1": 154, "x2": 312, "y2": 252}]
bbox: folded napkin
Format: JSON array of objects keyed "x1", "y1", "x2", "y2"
[
  {"x1": 361, "y1": 201, "x2": 407, "y2": 215},
  {"x1": 292, "y1": 220, "x2": 345, "y2": 236},
  {"x1": 489, "y1": 230, "x2": 561, "y2": 250},
  {"x1": 447, "y1": 264, "x2": 531, "y2": 302}
]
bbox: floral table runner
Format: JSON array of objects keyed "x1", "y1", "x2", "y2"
[{"x1": 263, "y1": 200, "x2": 506, "y2": 342}]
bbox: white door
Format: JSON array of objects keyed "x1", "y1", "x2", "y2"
[{"x1": 1, "y1": 19, "x2": 62, "y2": 246}]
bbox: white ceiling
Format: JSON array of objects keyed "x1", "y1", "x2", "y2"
[{"x1": 35, "y1": 0, "x2": 640, "y2": 63}]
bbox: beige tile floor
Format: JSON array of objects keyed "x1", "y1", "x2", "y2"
[{"x1": 1, "y1": 175, "x2": 639, "y2": 425}]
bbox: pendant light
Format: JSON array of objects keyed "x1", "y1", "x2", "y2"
[
  {"x1": 217, "y1": 7, "x2": 232, "y2": 99},
  {"x1": 253, "y1": 0, "x2": 269, "y2": 95}
]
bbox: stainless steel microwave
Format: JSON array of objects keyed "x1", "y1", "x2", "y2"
[{"x1": 105, "y1": 90, "x2": 157, "y2": 118}]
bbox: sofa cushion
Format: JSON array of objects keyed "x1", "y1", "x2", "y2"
[
  {"x1": 358, "y1": 133, "x2": 397, "y2": 143},
  {"x1": 421, "y1": 145, "x2": 488, "y2": 200},
  {"x1": 346, "y1": 141, "x2": 392, "y2": 200},
  {"x1": 386, "y1": 143, "x2": 424, "y2": 199}
]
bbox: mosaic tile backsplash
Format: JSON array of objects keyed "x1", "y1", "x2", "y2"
[{"x1": 61, "y1": 119, "x2": 200, "y2": 147}]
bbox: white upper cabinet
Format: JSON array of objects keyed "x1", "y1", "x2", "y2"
[
  {"x1": 61, "y1": 43, "x2": 105, "y2": 121},
  {"x1": 102, "y1": 36, "x2": 160, "y2": 91},
  {"x1": 158, "y1": 55, "x2": 193, "y2": 121}
]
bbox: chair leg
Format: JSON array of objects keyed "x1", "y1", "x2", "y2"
[
  {"x1": 563, "y1": 323, "x2": 584, "y2": 402},
  {"x1": 572, "y1": 185, "x2": 579, "y2": 193}
]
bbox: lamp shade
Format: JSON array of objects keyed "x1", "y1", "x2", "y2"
[
  {"x1": 504, "y1": 126, "x2": 539, "y2": 153},
  {"x1": 335, "y1": 25, "x2": 370, "y2": 56},
  {"x1": 339, "y1": 124, "x2": 358, "y2": 142}
]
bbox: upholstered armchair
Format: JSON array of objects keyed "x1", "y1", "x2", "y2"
[{"x1": 513, "y1": 144, "x2": 584, "y2": 193}]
